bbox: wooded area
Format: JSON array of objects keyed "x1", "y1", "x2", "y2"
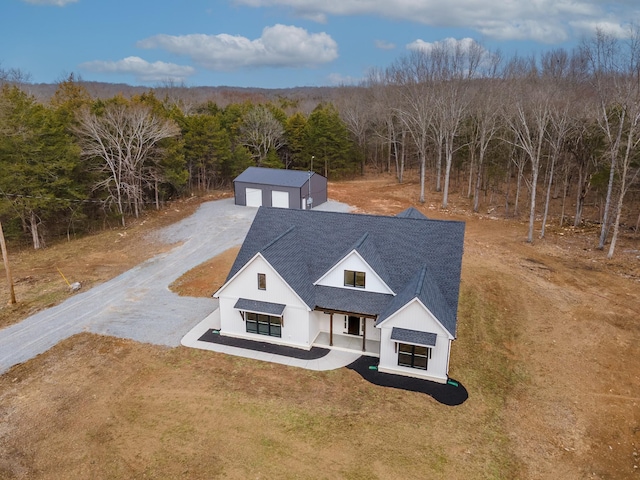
[{"x1": 1, "y1": 29, "x2": 639, "y2": 256}]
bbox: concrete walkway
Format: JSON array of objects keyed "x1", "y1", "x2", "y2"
[{"x1": 181, "y1": 312, "x2": 362, "y2": 371}]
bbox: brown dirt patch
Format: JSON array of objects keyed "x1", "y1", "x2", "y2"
[
  {"x1": 169, "y1": 246, "x2": 240, "y2": 297},
  {"x1": 0, "y1": 174, "x2": 639, "y2": 479}
]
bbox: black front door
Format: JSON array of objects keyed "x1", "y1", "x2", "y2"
[{"x1": 347, "y1": 316, "x2": 361, "y2": 335}]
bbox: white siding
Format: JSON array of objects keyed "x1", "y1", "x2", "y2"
[
  {"x1": 377, "y1": 300, "x2": 452, "y2": 383},
  {"x1": 271, "y1": 190, "x2": 289, "y2": 208},
  {"x1": 245, "y1": 188, "x2": 262, "y2": 207},
  {"x1": 217, "y1": 255, "x2": 311, "y2": 348},
  {"x1": 315, "y1": 251, "x2": 393, "y2": 294}
]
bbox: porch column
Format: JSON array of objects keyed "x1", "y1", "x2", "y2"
[
  {"x1": 329, "y1": 313, "x2": 333, "y2": 346},
  {"x1": 362, "y1": 317, "x2": 366, "y2": 352}
]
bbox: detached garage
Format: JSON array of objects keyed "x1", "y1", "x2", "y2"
[{"x1": 233, "y1": 167, "x2": 328, "y2": 209}]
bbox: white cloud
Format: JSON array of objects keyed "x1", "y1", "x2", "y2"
[
  {"x1": 80, "y1": 56, "x2": 196, "y2": 83},
  {"x1": 569, "y1": 19, "x2": 632, "y2": 39},
  {"x1": 22, "y1": 0, "x2": 78, "y2": 5},
  {"x1": 327, "y1": 72, "x2": 359, "y2": 85},
  {"x1": 137, "y1": 24, "x2": 338, "y2": 71},
  {"x1": 407, "y1": 37, "x2": 479, "y2": 53},
  {"x1": 375, "y1": 40, "x2": 396, "y2": 51},
  {"x1": 233, "y1": 0, "x2": 637, "y2": 43}
]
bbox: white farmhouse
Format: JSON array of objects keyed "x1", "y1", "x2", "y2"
[{"x1": 214, "y1": 206, "x2": 465, "y2": 383}]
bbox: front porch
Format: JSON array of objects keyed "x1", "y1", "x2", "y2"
[{"x1": 312, "y1": 331, "x2": 380, "y2": 357}]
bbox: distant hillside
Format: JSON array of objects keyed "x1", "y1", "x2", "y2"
[{"x1": 24, "y1": 81, "x2": 339, "y2": 111}]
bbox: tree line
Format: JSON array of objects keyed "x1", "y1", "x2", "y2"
[
  {"x1": 0, "y1": 74, "x2": 357, "y2": 248},
  {"x1": 2, "y1": 28, "x2": 640, "y2": 258},
  {"x1": 334, "y1": 29, "x2": 640, "y2": 258}
]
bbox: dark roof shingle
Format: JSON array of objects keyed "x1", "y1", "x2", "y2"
[{"x1": 226, "y1": 207, "x2": 465, "y2": 336}]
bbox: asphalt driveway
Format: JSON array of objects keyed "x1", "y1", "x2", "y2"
[{"x1": 0, "y1": 198, "x2": 350, "y2": 375}]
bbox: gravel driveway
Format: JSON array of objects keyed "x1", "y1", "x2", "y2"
[{"x1": 0, "y1": 198, "x2": 350, "y2": 375}]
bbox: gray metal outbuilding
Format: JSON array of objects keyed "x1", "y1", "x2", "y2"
[{"x1": 233, "y1": 167, "x2": 328, "y2": 209}]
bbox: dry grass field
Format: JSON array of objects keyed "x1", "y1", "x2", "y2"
[{"x1": 0, "y1": 175, "x2": 639, "y2": 479}]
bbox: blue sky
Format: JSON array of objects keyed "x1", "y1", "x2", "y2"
[{"x1": 2, "y1": 0, "x2": 639, "y2": 88}]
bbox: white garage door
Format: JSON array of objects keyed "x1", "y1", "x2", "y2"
[
  {"x1": 271, "y1": 190, "x2": 289, "y2": 208},
  {"x1": 245, "y1": 188, "x2": 262, "y2": 207}
]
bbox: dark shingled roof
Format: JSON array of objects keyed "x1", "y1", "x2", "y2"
[
  {"x1": 234, "y1": 298, "x2": 286, "y2": 316},
  {"x1": 226, "y1": 207, "x2": 465, "y2": 337},
  {"x1": 396, "y1": 207, "x2": 429, "y2": 220},
  {"x1": 233, "y1": 166, "x2": 319, "y2": 188},
  {"x1": 391, "y1": 327, "x2": 437, "y2": 347}
]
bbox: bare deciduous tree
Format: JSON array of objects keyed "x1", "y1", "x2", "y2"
[
  {"x1": 540, "y1": 92, "x2": 571, "y2": 238},
  {"x1": 468, "y1": 79, "x2": 502, "y2": 212},
  {"x1": 504, "y1": 81, "x2": 551, "y2": 243},
  {"x1": 238, "y1": 105, "x2": 285, "y2": 166},
  {"x1": 388, "y1": 51, "x2": 434, "y2": 203},
  {"x1": 582, "y1": 28, "x2": 640, "y2": 253},
  {"x1": 74, "y1": 103, "x2": 180, "y2": 226}
]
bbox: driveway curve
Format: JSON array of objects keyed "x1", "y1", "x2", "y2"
[{"x1": 0, "y1": 198, "x2": 350, "y2": 375}]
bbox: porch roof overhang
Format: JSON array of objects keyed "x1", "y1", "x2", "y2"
[
  {"x1": 234, "y1": 298, "x2": 286, "y2": 316},
  {"x1": 313, "y1": 285, "x2": 390, "y2": 318},
  {"x1": 315, "y1": 307, "x2": 377, "y2": 319},
  {"x1": 390, "y1": 327, "x2": 437, "y2": 347}
]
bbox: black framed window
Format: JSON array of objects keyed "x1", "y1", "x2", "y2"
[
  {"x1": 245, "y1": 312, "x2": 281, "y2": 337},
  {"x1": 257, "y1": 273, "x2": 266, "y2": 290},
  {"x1": 397, "y1": 343, "x2": 431, "y2": 370},
  {"x1": 344, "y1": 270, "x2": 366, "y2": 288}
]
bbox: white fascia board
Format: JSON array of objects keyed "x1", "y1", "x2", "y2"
[
  {"x1": 313, "y1": 249, "x2": 395, "y2": 295},
  {"x1": 214, "y1": 252, "x2": 311, "y2": 311},
  {"x1": 376, "y1": 297, "x2": 455, "y2": 340}
]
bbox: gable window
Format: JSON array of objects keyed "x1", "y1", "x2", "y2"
[
  {"x1": 245, "y1": 312, "x2": 281, "y2": 337},
  {"x1": 344, "y1": 270, "x2": 366, "y2": 288},
  {"x1": 257, "y1": 273, "x2": 266, "y2": 290},
  {"x1": 398, "y1": 343, "x2": 431, "y2": 370}
]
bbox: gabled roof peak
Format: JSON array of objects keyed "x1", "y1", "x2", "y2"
[{"x1": 396, "y1": 207, "x2": 429, "y2": 220}]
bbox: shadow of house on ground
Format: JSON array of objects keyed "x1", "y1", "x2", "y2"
[{"x1": 346, "y1": 356, "x2": 469, "y2": 406}]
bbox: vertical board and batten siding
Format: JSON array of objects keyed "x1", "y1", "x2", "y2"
[
  {"x1": 315, "y1": 252, "x2": 393, "y2": 295},
  {"x1": 378, "y1": 300, "x2": 452, "y2": 383},
  {"x1": 308, "y1": 311, "x2": 323, "y2": 343},
  {"x1": 217, "y1": 255, "x2": 311, "y2": 348}
]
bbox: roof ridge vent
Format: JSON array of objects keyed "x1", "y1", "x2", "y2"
[{"x1": 263, "y1": 226, "x2": 295, "y2": 251}]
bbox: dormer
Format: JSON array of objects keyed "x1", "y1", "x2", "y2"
[{"x1": 314, "y1": 244, "x2": 395, "y2": 295}]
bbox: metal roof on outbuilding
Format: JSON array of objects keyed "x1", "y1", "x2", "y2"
[{"x1": 233, "y1": 166, "x2": 319, "y2": 188}]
